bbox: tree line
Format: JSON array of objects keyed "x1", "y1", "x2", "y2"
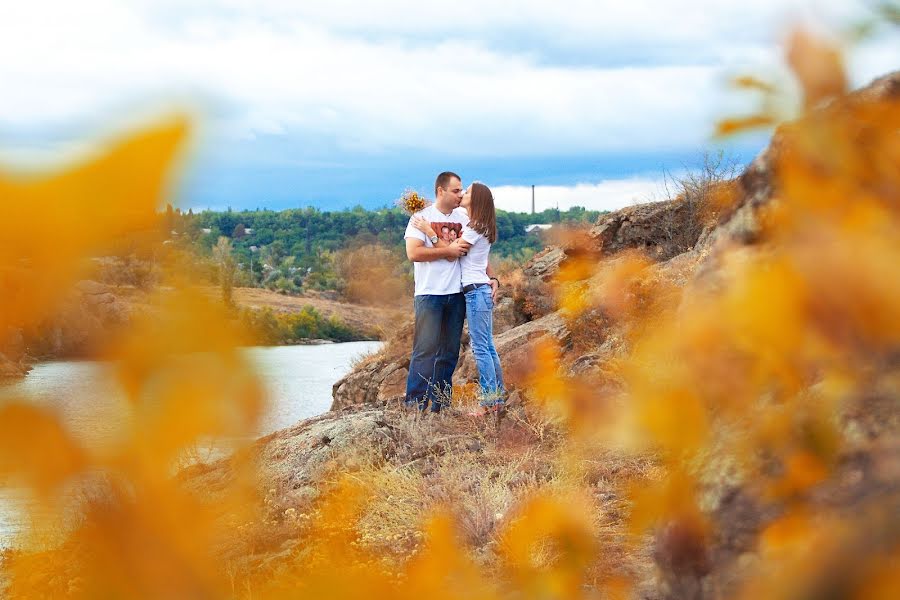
[{"x1": 158, "y1": 203, "x2": 604, "y2": 295}]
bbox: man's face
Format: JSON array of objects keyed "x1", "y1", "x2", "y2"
[{"x1": 439, "y1": 177, "x2": 464, "y2": 207}]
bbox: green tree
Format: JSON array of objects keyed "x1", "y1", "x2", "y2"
[{"x1": 212, "y1": 236, "x2": 236, "y2": 306}]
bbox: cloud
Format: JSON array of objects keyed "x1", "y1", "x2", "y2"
[
  {"x1": 492, "y1": 176, "x2": 668, "y2": 214},
  {"x1": 1, "y1": 0, "x2": 893, "y2": 155},
  {"x1": 0, "y1": 0, "x2": 894, "y2": 212}
]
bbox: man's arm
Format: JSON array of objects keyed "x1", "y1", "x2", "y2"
[{"x1": 406, "y1": 238, "x2": 466, "y2": 262}]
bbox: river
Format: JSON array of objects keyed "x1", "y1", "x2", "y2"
[{"x1": 0, "y1": 341, "x2": 382, "y2": 549}]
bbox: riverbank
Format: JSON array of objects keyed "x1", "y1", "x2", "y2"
[{"x1": 0, "y1": 284, "x2": 400, "y2": 382}]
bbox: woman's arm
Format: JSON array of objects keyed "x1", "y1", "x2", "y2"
[
  {"x1": 412, "y1": 217, "x2": 469, "y2": 260},
  {"x1": 412, "y1": 216, "x2": 446, "y2": 247},
  {"x1": 406, "y1": 238, "x2": 466, "y2": 262}
]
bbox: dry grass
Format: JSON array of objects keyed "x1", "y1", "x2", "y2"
[{"x1": 214, "y1": 394, "x2": 656, "y2": 592}]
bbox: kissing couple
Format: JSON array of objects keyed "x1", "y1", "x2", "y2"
[{"x1": 403, "y1": 171, "x2": 506, "y2": 416}]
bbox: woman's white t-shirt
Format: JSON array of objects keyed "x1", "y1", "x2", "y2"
[
  {"x1": 404, "y1": 205, "x2": 470, "y2": 296},
  {"x1": 460, "y1": 225, "x2": 491, "y2": 286}
]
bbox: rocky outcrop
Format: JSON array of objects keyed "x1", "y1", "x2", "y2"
[
  {"x1": 184, "y1": 406, "x2": 398, "y2": 505},
  {"x1": 457, "y1": 312, "x2": 568, "y2": 387},
  {"x1": 698, "y1": 71, "x2": 900, "y2": 257},
  {"x1": 522, "y1": 247, "x2": 567, "y2": 281},
  {"x1": 331, "y1": 353, "x2": 410, "y2": 409},
  {"x1": 589, "y1": 200, "x2": 707, "y2": 260}
]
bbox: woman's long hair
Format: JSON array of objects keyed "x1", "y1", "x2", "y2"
[{"x1": 468, "y1": 182, "x2": 498, "y2": 244}]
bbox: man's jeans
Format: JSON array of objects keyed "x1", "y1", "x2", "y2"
[
  {"x1": 405, "y1": 293, "x2": 466, "y2": 412},
  {"x1": 465, "y1": 285, "x2": 505, "y2": 407}
]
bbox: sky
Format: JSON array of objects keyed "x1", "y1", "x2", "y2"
[{"x1": 0, "y1": 0, "x2": 896, "y2": 214}]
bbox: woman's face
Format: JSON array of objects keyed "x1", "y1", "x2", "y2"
[
  {"x1": 460, "y1": 186, "x2": 473, "y2": 209},
  {"x1": 449, "y1": 228, "x2": 458, "y2": 241}
]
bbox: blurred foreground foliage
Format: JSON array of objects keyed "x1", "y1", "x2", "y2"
[{"x1": 0, "y1": 21, "x2": 898, "y2": 600}]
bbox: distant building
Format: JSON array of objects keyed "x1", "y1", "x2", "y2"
[
  {"x1": 525, "y1": 224, "x2": 553, "y2": 234},
  {"x1": 201, "y1": 228, "x2": 212, "y2": 234},
  {"x1": 245, "y1": 228, "x2": 254, "y2": 235}
]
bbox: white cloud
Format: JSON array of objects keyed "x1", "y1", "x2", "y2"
[
  {"x1": 492, "y1": 176, "x2": 667, "y2": 214},
  {"x1": 0, "y1": 0, "x2": 895, "y2": 165}
]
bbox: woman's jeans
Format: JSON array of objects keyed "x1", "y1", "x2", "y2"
[
  {"x1": 465, "y1": 285, "x2": 505, "y2": 406},
  {"x1": 405, "y1": 293, "x2": 466, "y2": 412}
]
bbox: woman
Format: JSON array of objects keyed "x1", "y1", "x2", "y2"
[{"x1": 413, "y1": 182, "x2": 505, "y2": 415}]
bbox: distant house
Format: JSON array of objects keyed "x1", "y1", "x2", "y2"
[
  {"x1": 201, "y1": 228, "x2": 212, "y2": 234},
  {"x1": 244, "y1": 228, "x2": 254, "y2": 235},
  {"x1": 525, "y1": 224, "x2": 553, "y2": 234}
]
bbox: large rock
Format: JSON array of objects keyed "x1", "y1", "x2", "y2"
[
  {"x1": 331, "y1": 355, "x2": 409, "y2": 410},
  {"x1": 589, "y1": 199, "x2": 713, "y2": 261},
  {"x1": 698, "y1": 70, "x2": 900, "y2": 256},
  {"x1": 523, "y1": 247, "x2": 567, "y2": 281},
  {"x1": 457, "y1": 312, "x2": 568, "y2": 388},
  {"x1": 179, "y1": 405, "x2": 406, "y2": 540}
]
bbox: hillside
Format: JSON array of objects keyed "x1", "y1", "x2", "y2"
[{"x1": 228, "y1": 287, "x2": 408, "y2": 341}]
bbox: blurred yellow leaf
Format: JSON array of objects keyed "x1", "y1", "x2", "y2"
[
  {"x1": 0, "y1": 117, "x2": 189, "y2": 333},
  {"x1": 786, "y1": 28, "x2": 847, "y2": 108},
  {"x1": 0, "y1": 402, "x2": 87, "y2": 497}
]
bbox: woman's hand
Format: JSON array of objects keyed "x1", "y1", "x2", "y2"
[
  {"x1": 445, "y1": 240, "x2": 467, "y2": 261},
  {"x1": 412, "y1": 216, "x2": 434, "y2": 236}
]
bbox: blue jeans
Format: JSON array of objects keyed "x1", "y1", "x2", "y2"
[
  {"x1": 465, "y1": 285, "x2": 505, "y2": 407},
  {"x1": 405, "y1": 293, "x2": 466, "y2": 412}
]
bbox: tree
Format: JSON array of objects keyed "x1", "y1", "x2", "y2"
[{"x1": 212, "y1": 236, "x2": 236, "y2": 306}]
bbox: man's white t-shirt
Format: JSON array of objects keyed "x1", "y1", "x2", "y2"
[
  {"x1": 404, "y1": 205, "x2": 469, "y2": 296},
  {"x1": 460, "y1": 225, "x2": 491, "y2": 286}
]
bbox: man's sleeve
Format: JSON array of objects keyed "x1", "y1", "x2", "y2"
[
  {"x1": 404, "y1": 213, "x2": 427, "y2": 242},
  {"x1": 461, "y1": 225, "x2": 481, "y2": 245}
]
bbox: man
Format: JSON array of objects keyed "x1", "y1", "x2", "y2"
[{"x1": 403, "y1": 172, "x2": 469, "y2": 413}]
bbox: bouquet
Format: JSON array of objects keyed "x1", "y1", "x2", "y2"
[{"x1": 396, "y1": 189, "x2": 429, "y2": 215}]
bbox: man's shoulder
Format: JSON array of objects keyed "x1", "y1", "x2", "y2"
[
  {"x1": 452, "y1": 207, "x2": 470, "y2": 223},
  {"x1": 412, "y1": 205, "x2": 437, "y2": 220}
]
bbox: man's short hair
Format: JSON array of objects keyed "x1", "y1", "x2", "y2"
[{"x1": 435, "y1": 171, "x2": 461, "y2": 197}]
